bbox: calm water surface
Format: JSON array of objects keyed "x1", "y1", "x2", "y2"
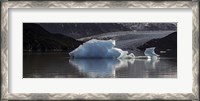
[{"x1": 23, "y1": 53, "x2": 177, "y2": 78}]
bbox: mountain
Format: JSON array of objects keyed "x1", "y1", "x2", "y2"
[
  {"x1": 23, "y1": 23, "x2": 83, "y2": 53},
  {"x1": 39, "y1": 23, "x2": 177, "y2": 39},
  {"x1": 121, "y1": 23, "x2": 177, "y2": 31},
  {"x1": 39, "y1": 23, "x2": 131, "y2": 39},
  {"x1": 137, "y1": 32, "x2": 177, "y2": 57}
]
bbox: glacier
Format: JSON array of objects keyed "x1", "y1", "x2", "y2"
[{"x1": 69, "y1": 39, "x2": 135, "y2": 59}]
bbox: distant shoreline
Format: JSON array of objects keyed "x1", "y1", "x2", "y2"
[
  {"x1": 23, "y1": 52, "x2": 177, "y2": 59},
  {"x1": 23, "y1": 51, "x2": 68, "y2": 54}
]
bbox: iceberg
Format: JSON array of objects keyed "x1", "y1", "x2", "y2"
[
  {"x1": 144, "y1": 47, "x2": 159, "y2": 59},
  {"x1": 69, "y1": 39, "x2": 135, "y2": 59}
]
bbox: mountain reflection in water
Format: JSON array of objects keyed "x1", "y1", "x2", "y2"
[{"x1": 23, "y1": 53, "x2": 177, "y2": 78}]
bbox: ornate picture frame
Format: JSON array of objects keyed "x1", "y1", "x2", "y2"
[{"x1": 1, "y1": 1, "x2": 199, "y2": 100}]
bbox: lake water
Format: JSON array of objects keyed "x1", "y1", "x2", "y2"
[{"x1": 23, "y1": 53, "x2": 177, "y2": 78}]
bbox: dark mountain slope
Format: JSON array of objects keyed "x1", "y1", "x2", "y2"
[
  {"x1": 23, "y1": 23, "x2": 83, "y2": 53},
  {"x1": 137, "y1": 32, "x2": 177, "y2": 57},
  {"x1": 39, "y1": 23, "x2": 131, "y2": 38},
  {"x1": 39, "y1": 23, "x2": 176, "y2": 39}
]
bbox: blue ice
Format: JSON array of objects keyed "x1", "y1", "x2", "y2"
[{"x1": 69, "y1": 39, "x2": 134, "y2": 59}]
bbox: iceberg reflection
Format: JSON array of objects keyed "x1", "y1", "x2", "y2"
[
  {"x1": 144, "y1": 58, "x2": 160, "y2": 69},
  {"x1": 69, "y1": 59, "x2": 135, "y2": 78},
  {"x1": 23, "y1": 54, "x2": 176, "y2": 78},
  {"x1": 69, "y1": 58, "x2": 174, "y2": 78}
]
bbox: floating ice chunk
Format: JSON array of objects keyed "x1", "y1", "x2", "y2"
[
  {"x1": 144, "y1": 47, "x2": 159, "y2": 59},
  {"x1": 125, "y1": 53, "x2": 135, "y2": 59},
  {"x1": 69, "y1": 39, "x2": 135, "y2": 59}
]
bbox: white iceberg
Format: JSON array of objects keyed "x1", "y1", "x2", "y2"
[
  {"x1": 144, "y1": 47, "x2": 159, "y2": 59},
  {"x1": 69, "y1": 39, "x2": 135, "y2": 59}
]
